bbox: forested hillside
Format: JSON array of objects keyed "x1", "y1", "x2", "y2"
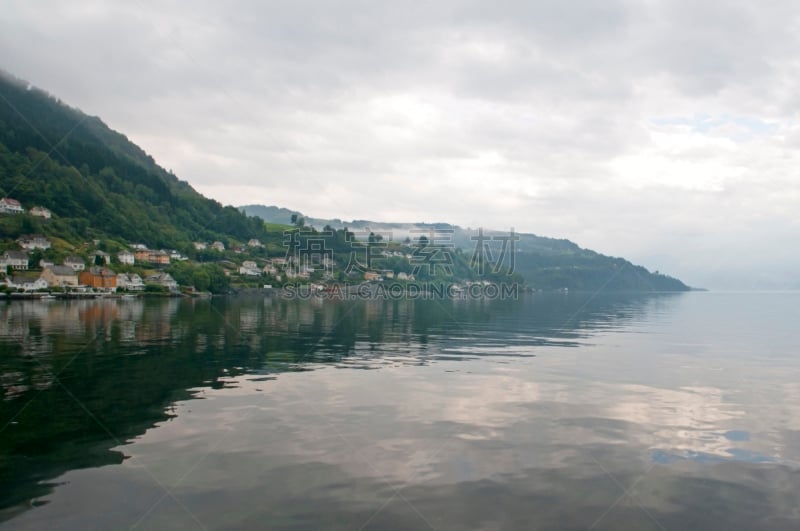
[
  {"x1": 242, "y1": 204, "x2": 691, "y2": 291},
  {"x1": 0, "y1": 70, "x2": 267, "y2": 252}
]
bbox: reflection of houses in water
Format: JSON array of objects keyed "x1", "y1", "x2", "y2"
[
  {"x1": 116, "y1": 300, "x2": 146, "y2": 343},
  {"x1": 297, "y1": 303, "x2": 316, "y2": 328},
  {"x1": 0, "y1": 305, "x2": 33, "y2": 338},
  {"x1": 195, "y1": 333, "x2": 209, "y2": 353},
  {"x1": 0, "y1": 303, "x2": 62, "y2": 395},
  {"x1": 1, "y1": 370, "x2": 29, "y2": 401},
  {"x1": 0, "y1": 366, "x2": 54, "y2": 400},
  {"x1": 267, "y1": 300, "x2": 318, "y2": 332},
  {"x1": 363, "y1": 299, "x2": 381, "y2": 321},
  {"x1": 261, "y1": 301, "x2": 290, "y2": 330},
  {"x1": 30, "y1": 363, "x2": 55, "y2": 392},
  {"x1": 166, "y1": 298, "x2": 181, "y2": 315},
  {"x1": 41, "y1": 302, "x2": 87, "y2": 335},
  {"x1": 78, "y1": 299, "x2": 119, "y2": 334},
  {"x1": 0, "y1": 299, "x2": 182, "y2": 349},
  {"x1": 132, "y1": 299, "x2": 181, "y2": 344},
  {"x1": 133, "y1": 319, "x2": 172, "y2": 345},
  {"x1": 238, "y1": 306, "x2": 260, "y2": 331},
  {"x1": 0, "y1": 300, "x2": 58, "y2": 340},
  {"x1": 115, "y1": 299, "x2": 145, "y2": 321}
]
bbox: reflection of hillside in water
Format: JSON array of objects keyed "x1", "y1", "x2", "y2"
[
  {"x1": 0, "y1": 293, "x2": 680, "y2": 521},
  {"x1": 0, "y1": 293, "x2": 676, "y2": 398}
]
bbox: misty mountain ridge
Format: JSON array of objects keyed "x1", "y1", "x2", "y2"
[{"x1": 240, "y1": 205, "x2": 692, "y2": 291}]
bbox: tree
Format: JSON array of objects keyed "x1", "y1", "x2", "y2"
[
  {"x1": 167, "y1": 261, "x2": 194, "y2": 286},
  {"x1": 20, "y1": 215, "x2": 40, "y2": 235},
  {"x1": 29, "y1": 249, "x2": 44, "y2": 267},
  {"x1": 206, "y1": 264, "x2": 230, "y2": 294},
  {"x1": 191, "y1": 268, "x2": 211, "y2": 292}
]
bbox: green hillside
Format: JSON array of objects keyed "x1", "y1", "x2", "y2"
[
  {"x1": 0, "y1": 70, "x2": 268, "y2": 253},
  {"x1": 241, "y1": 205, "x2": 691, "y2": 291}
]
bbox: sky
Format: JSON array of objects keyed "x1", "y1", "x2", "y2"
[{"x1": 2, "y1": 0, "x2": 799, "y2": 289}]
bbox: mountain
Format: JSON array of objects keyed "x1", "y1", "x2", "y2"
[
  {"x1": 0, "y1": 69, "x2": 689, "y2": 292},
  {"x1": 241, "y1": 204, "x2": 692, "y2": 291},
  {"x1": 0, "y1": 70, "x2": 268, "y2": 252}
]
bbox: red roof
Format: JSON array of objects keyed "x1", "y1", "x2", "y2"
[{"x1": 1, "y1": 198, "x2": 21, "y2": 206}]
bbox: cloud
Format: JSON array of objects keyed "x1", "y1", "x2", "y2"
[{"x1": 2, "y1": 0, "x2": 800, "y2": 288}]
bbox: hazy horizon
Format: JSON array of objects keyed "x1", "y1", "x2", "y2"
[{"x1": 3, "y1": 1, "x2": 799, "y2": 290}]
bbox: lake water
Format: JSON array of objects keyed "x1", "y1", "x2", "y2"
[{"x1": 1, "y1": 292, "x2": 799, "y2": 530}]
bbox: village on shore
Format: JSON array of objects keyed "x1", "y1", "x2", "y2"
[{"x1": 0, "y1": 197, "x2": 439, "y2": 299}]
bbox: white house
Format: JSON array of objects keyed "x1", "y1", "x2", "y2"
[
  {"x1": 1, "y1": 250, "x2": 29, "y2": 270},
  {"x1": 146, "y1": 272, "x2": 178, "y2": 291},
  {"x1": 0, "y1": 198, "x2": 24, "y2": 215},
  {"x1": 247, "y1": 239, "x2": 263, "y2": 247},
  {"x1": 117, "y1": 273, "x2": 145, "y2": 291},
  {"x1": 41, "y1": 265, "x2": 78, "y2": 287},
  {"x1": 128, "y1": 273, "x2": 145, "y2": 291},
  {"x1": 239, "y1": 260, "x2": 261, "y2": 276},
  {"x1": 17, "y1": 234, "x2": 51, "y2": 250},
  {"x1": 64, "y1": 256, "x2": 85, "y2": 271},
  {"x1": 29, "y1": 206, "x2": 52, "y2": 219},
  {"x1": 193, "y1": 242, "x2": 207, "y2": 250},
  {"x1": 211, "y1": 241, "x2": 225, "y2": 252},
  {"x1": 118, "y1": 250, "x2": 135, "y2": 265},
  {"x1": 6, "y1": 274, "x2": 48, "y2": 291},
  {"x1": 364, "y1": 271, "x2": 381, "y2": 281}
]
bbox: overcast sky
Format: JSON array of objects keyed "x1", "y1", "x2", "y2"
[{"x1": 2, "y1": 0, "x2": 799, "y2": 289}]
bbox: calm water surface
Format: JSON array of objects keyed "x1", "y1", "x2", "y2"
[{"x1": 1, "y1": 292, "x2": 799, "y2": 530}]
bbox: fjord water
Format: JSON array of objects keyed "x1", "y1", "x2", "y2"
[{"x1": 1, "y1": 292, "x2": 798, "y2": 530}]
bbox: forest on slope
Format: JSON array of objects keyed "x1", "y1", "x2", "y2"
[{"x1": 0, "y1": 70, "x2": 268, "y2": 253}]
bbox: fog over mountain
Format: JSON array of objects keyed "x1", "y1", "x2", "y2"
[{"x1": 3, "y1": 1, "x2": 800, "y2": 289}]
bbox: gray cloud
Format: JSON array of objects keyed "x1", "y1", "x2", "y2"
[{"x1": 2, "y1": 0, "x2": 800, "y2": 288}]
